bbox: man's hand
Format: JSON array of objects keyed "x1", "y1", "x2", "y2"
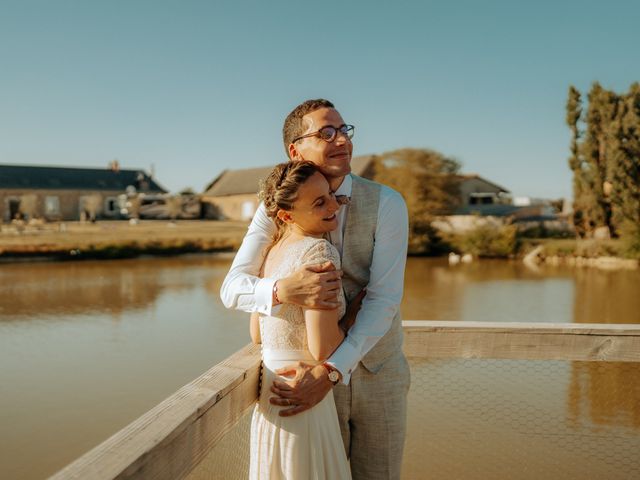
[
  {"x1": 269, "y1": 362, "x2": 334, "y2": 417},
  {"x1": 276, "y1": 262, "x2": 342, "y2": 309}
]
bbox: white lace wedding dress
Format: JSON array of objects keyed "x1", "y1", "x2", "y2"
[{"x1": 250, "y1": 236, "x2": 351, "y2": 480}]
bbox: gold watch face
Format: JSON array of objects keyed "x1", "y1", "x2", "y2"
[{"x1": 328, "y1": 370, "x2": 340, "y2": 383}]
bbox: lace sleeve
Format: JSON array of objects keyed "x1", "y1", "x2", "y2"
[
  {"x1": 301, "y1": 239, "x2": 341, "y2": 271},
  {"x1": 301, "y1": 239, "x2": 345, "y2": 317}
]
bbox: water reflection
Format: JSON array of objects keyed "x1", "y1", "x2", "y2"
[
  {"x1": 572, "y1": 268, "x2": 640, "y2": 323},
  {"x1": 568, "y1": 362, "x2": 640, "y2": 429},
  {"x1": 0, "y1": 254, "x2": 250, "y2": 480},
  {"x1": 403, "y1": 258, "x2": 640, "y2": 323},
  {"x1": 0, "y1": 255, "x2": 237, "y2": 320}
]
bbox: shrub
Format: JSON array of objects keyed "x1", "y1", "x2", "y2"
[
  {"x1": 444, "y1": 225, "x2": 518, "y2": 257},
  {"x1": 620, "y1": 222, "x2": 640, "y2": 259}
]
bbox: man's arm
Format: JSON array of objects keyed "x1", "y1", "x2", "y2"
[
  {"x1": 327, "y1": 187, "x2": 409, "y2": 384},
  {"x1": 220, "y1": 203, "x2": 277, "y2": 314},
  {"x1": 220, "y1": 203, "x2": 343, "y2": 314}
]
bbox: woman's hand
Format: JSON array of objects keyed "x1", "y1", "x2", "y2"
[{"x1": 339, "y1": 289, "x2": 366, "y2": 334}]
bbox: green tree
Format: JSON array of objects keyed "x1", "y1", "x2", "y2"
[
  {"x1": 371, "y1": 148, "x2": 461, "y2": 254},
  {"x1": 566, "y1": 85, "x2": 587, "y2": 235},
  {"x1": 608, "y1": 83, "x2": 640, "y2": 255},
  {"x1": 566, "y1": 82, "x2": 640, "y2": 256}
]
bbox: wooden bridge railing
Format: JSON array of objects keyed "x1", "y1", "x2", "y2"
[
  {"x1": 50, "y1": 343, "x2": 262, "y2": 480},
  {"x1": 50, "y1": 322, "x2": 640, "y2": 479}
]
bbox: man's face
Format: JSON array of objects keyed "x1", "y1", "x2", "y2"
[{"x1": 289, "y1": 108, "x2": 353, "y2": 179}]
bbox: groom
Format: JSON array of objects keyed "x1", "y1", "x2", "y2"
[{"x1": 221, "y1": 99, "x2": 410, "y2": 479}]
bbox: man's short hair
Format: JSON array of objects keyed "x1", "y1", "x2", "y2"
[{"x1": 282, "y1": 99, "x2": 335, "y2": 156}]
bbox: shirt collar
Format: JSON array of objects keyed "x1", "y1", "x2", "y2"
[{"x1": 333, "y1": 174, "x2": 353, "y2": 198}]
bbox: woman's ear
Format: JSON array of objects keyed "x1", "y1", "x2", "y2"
[{"x1": 276, "y1": 209, "x2": 293, "y2": 224}]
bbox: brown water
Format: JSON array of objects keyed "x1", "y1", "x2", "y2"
[{"x1": 1, "y1": 255, "x2": 639, "y2": 479}]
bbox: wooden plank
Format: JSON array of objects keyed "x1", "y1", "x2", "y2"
[
  {"x1": 50, "y1": 343, "x2": 261, "y2": 480},
  {"x1": 402, "y1": 320, "x2": 640, "y2": 336},
  {"x1": 402, "y1": 322, "x2": 640, "y2": 361}
]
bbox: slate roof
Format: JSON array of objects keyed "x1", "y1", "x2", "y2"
[
  {"x1": 0, "y1": 164, "x2": 168, "y2": 193},
  {"x1": 204, "y1": 155, "x2": 375, "y2": 197},
  {"x1": 456, "y1": 174, "x2": 510, "y2": 193}
]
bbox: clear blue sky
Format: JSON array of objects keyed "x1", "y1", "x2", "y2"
[{"x1": 1, "y1": 0, "x2": 638, "y2": 199}]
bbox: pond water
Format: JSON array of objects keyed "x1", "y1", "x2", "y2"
[{"x1": 1, "y1": 255, "x2": 638, "y2": 479}]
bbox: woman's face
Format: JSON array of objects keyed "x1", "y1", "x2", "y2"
[{"x1": 282, "y1": 171, "x2": 340, "y2": 236}]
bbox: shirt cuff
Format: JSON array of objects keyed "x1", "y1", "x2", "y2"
[
  {"x1": 255, "y1": 278, "x2": 276, "y2": 315},
  {"x1": 327, "y1": 339, "x2": 361, "y2": 385}
]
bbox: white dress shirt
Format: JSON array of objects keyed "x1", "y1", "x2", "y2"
[{"x1": 220, "y1": 174, "x2": 409, "y2": 384}]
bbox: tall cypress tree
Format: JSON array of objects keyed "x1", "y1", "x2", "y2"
[
  {"x1": 567, "y1": 82, "x2": 640, "y2": 254},
  {"x1": 581, "y1": 83, "x2": 619, "y2": 236},
  {"x1": 608, "y1": 83, "x2": 640, "y2": 253},
  {"x1": 566, "y1": 86, "x2": 586, "y2": 236}
]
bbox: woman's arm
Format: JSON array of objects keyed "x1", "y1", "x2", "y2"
[
  {"x1": 250, "y1": 312, "x2": 261, "y2": 344},
  {"x1": 303, "y1": 307, "x2": 344, "y2": 361}
]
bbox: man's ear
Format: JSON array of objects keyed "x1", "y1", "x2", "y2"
[
  {"x1": 276, "y1": 209, "x2": 293, "y2": 224},
  {"x1": 288, "y1": 142, "x2": 303, "y2": 161}
]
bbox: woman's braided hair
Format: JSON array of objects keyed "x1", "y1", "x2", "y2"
[{"x1": 258, "y1": 160, "x2": 319, "y2": 252}]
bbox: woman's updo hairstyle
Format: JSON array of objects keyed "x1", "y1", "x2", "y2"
[{"x1": 259, "y1": 160, "x2": 319, "y2": 246}]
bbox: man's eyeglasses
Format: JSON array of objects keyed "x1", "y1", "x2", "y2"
[{"x1": 292, "y1": 124, "x2": 355, "y2": 144}]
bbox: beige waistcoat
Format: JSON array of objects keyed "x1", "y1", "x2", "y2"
[{"x1": 341, "y1": 175, "x2": 404, "y2": 373}]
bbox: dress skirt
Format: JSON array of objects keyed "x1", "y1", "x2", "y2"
[{"x1": 250, "y1": 349, "x2": 351, "y2": 480}]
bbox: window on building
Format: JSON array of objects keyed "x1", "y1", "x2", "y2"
[
  {"x1": 241, "y1": 201, "x2": 256, "y2": 220},
  {"x1": 469, "y1": 193, "x2": 497, "y2": 205},
  {"x1": 44, "y1": 196, "x2": 60, "y2": 216},
  {"x1": 104, "y1": 197, "x2": 118, "y2": 216}
]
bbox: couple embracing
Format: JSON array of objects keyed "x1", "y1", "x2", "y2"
[{"x1": 221, "y1": 99, "x2": 410, "y2": 480}]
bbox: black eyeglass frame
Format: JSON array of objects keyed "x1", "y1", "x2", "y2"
[{"x1": 292, "y1": 124, "x2": 355, "y2": 144}]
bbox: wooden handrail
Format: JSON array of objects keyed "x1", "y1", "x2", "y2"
[
  {"x1": 49, "y1": 344, "x2": 261, "y2": 480},
  {"x1": 402, "y1": 321, "x2": 640, "y2": 362}
]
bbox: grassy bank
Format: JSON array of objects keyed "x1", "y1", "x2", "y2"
[
  {"x1": 517, "y1": 238, "x2": 627, "y2": 258},
  {"x1": 3, "y1": 219, "x2": 637, "y2": 267},
  {"x1": 0, "y1": 220, "x2": 248, "y2": 261},
  {"x1": 437, "y1": 225, "x2": 639, "y2": 267}
]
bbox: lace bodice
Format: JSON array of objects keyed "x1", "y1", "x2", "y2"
[{"x1": 260, "y1": 237, "x2": 346, "y2": 351}]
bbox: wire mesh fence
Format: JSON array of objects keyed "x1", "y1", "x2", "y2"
[
  {"x1": 403, "y1": 358, "x2": 640, "y2": 480},
  {"x1": 185, "y1": 357, "x2": 640, "y2": 480},
  {"x1": 185, "y1": 406, "x2": 253, "y2": 480},
  {"x1": 57, "y1": 324, "x2": 635, "y2": 480}
]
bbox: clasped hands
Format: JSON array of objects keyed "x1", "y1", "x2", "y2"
[{"x1": 270, "y1": 262, "x2": 365, "y2": 416}]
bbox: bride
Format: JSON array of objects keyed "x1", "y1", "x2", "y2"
[{"x1": 249, "y1": 160, "x2": 354, "y2": 480}]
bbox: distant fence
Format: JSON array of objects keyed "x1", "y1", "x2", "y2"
[{"x1": 51, "y1": 322, "x2": 640, "y2": 480}]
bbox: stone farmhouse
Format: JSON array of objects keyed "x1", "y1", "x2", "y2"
[{"x1": 0, "y1": 162, "x2": 167, "y2": 222}]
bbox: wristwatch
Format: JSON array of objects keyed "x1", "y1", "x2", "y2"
[{"x1": 322, "y1": 363, "x2": 340, "y2": 385}]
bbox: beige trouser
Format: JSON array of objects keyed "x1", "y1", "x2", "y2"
[{"x1": 333, "y1": 352, "x2": 411, "y2": 480}]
